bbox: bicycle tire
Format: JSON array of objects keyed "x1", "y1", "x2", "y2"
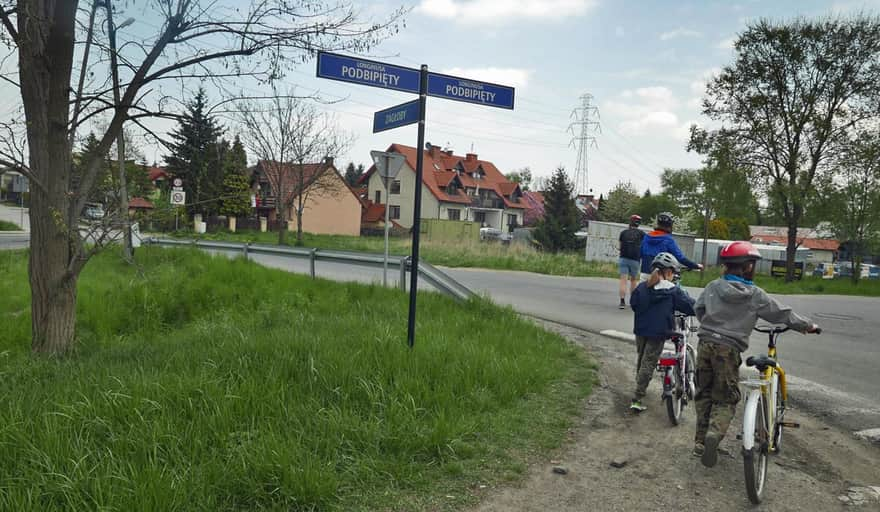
[
  {"x1": 665, "y1": 370, "x2": 684, "y2": 426},
  {"x1": 744, "y1": 394, "x2": 769, "y2": 504},
  {"x1": 773, "y1": 381, "x2": 784, "y2": 453}
]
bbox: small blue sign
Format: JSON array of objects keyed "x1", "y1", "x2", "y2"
[
  {"x1": 373, "y1": 100, "x2": 421, "y2": 133},
  {"x1": 427, "y1": 73, "x2": 515, "y2": 110},
  {"x1": 316, "y1": 52, "x2": 420, "y2": 94}
]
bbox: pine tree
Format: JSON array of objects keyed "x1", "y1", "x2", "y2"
[
  {"x1": 533, "y1": 167, "x2": 580, "y2": 252},
  {"x1": 164, "y1": 88, "x2": 224, "y2": 216},
  {"x1": 343, "y1": 162, "x2": 361, "y2": 186},
  {"x1": 221, "y1": 136, "x2": 252, "y2": 219}
]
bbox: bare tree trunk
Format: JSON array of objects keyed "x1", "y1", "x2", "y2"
[
  {"x1": 785, "y1": 218, "x2": 798, "y2": 282},
  {"x1": 19, "y1": 0, "x2": 80, "y2": 354},
  {"x1": 296, "y1": 194, "x2": 304, "y2": 246},
  {"x1": 277, "y1": 204, "x2": 287, "y2": 245}
]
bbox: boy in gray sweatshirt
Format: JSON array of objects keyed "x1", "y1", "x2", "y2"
[{"x1": 693, "y1": 241, "x2": 820, "y2": 468}]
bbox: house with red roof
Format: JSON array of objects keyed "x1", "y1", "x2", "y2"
[
  {"x1": 359, "y1": 144, "x2": 527, "y2": 231},
  {"x1": 749, "y1": 225, "x2": 839, "y2": 265},
  {"x1": 252, "y1": 158, "x2": 362, "y2": 236}
]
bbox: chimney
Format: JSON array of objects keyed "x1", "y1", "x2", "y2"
[
  {"x1": 444, "y1": 149, "x2": 454, "y2": 156},
  {"x1": 324, "y1": 156, "x2": 334, "y2": 166},
  {"x1": 428, "y1": 146, "x2": 441, "y2": 158},
  {"x1": 465, "y1": 153, "x2": 477, "y2": 161}
]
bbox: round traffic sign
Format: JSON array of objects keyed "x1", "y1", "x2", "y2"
[
  {"x1": 173, "y1": 178, "x2": 183, "y2": 187},
  {"x1": 171, "y1": 192, "x2": 185, "y2": 204}
]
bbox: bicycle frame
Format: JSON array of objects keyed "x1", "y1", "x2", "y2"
[{"x1": 741, "y1": 332, "x2": 788, "y2": 453}]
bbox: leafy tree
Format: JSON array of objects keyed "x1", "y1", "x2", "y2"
[
  {"x1": 533, "y1": 167, "x2": 580, "y2": 252},
  {"x1": 634, "y1": 189, "x2": 678, "y2": 227},
  {"x1": 824, "y1": 131, "x2": 880, "y2": 283},
  {"x1": 600, "y1": 180, "x2": 640, "y2": 223},
  {"x1": 692, "y1": 16, "x2": 880, "y2": 281},
  {"x1": 165, "y1": 89, "x2": 224, "y2": 217},
  {"x1": 0, "y1": 0, "x2": 404, "y2": 353},
  {"x1": 707, "y1": 219, "x2": 730, "y2": 240},
  {"x1": 596, "y1": 193, "x2": 606, "y2": 220},
  {"x1": 505, "y1": 167, "x2": 532, "y2": 191}
]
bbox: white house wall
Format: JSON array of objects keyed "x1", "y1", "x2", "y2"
[{"x1": 367, "y1": 164, "x2": 439, "y2": 229}]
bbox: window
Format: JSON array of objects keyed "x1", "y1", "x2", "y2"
[
  {"x1": 473, "y1": 211, "x2": 486, "y2": 224},
  {"x1": 389, "y1": 205, "x2": 401, "y2": 219},
  {"x1": 507, "y1": 214, "x2": 517, "y2": 226},
  {"x1": 390, "y1": 180, "x2": 401, "y2": 194},
  {"x1": 374, "y1": 190, "x2": 381, "y2": 204},
  {"x1": 448, "y1": 209, "x2": 460, "y2": 221}
]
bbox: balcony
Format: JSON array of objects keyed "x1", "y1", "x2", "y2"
[{"x1": 471, "y1": 197, "x2": 504, "y2": 209}]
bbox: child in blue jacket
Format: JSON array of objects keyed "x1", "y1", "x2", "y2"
[{"x1": 629, "y1": 252, "x2": 696, "y2": 411}]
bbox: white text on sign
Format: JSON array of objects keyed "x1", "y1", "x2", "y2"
[
  {"x1": 445, "y1": 80, "x2": 496, "y2": 103},
  {"x1": 341, "y1": 62, "x2": 401, "y2": 87}
]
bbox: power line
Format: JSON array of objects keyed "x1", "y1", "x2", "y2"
[{"x1": 568, "y1": 93, "x2": 600, "y2": 195}]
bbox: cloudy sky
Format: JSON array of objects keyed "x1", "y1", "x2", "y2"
[
  {"x1": 311, "y1": 0, "x2": 880, "y2": 196},
  {"x1": 3, "y1": 0, "x2": 877, "y2": 197}
]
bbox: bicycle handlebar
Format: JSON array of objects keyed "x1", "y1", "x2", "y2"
[
  {"x1": 754, "y1": 325, "x2": 789, "y2": 334},
  {"x1": 754, "y1": 325, "x2": 822, "y2": 335}
]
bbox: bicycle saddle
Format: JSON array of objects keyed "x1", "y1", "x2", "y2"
[{"x1": 745, "y1": 355, "x2": 777, "y2": 369}]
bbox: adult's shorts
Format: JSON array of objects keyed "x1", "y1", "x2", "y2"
[{"x1": 619, "y1": 257, "x2": 640, "y2": 278}]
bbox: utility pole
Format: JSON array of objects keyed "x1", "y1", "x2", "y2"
[{"x1": 568, "y1": 93, "x2": 600, "y2": 195}]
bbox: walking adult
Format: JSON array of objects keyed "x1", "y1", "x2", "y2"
[{"x1": 618, "y1": 214, "x2": 644, "y2": 309}]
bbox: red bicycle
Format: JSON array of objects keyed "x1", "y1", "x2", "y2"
[{"x1": 657, "y1": 313, "x2": 697, "y2": 426}]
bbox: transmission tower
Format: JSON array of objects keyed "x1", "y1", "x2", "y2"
[{"x1": 568, "y1": 93, "x2": 600, "y2": 195}]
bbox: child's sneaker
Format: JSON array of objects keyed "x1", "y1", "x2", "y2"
[
  {"x1": 701, "y1": 433, "x2": 720, "y2": 468},
  {"x1": 629, "y1": 400, "x2": 647, "y2": 412},
  {"x1": 692, "y1": 443, "x2": 704, "y2": 457},
  {"x1": 619, "y1": 298, "x2": 626, "y2": 309}
]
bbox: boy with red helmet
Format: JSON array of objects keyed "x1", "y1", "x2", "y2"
[{"x1": 693, "y1": 241, "x2": 820, "y2": 468}]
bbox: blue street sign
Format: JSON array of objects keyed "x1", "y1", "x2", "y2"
[
  {"x1": 316, "y1": 52, "x2": 420, "y2": 94},
  {"x1": 373, "y1": 100, "x2": 421, "y2": 133},
  {"x1": 427, "y1": 72, "x2": 515, "y2": 110}
]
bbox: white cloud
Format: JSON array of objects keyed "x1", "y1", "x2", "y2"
[
  {"x1": 439, "y1": 67, "x2": 532, "y2": 89},
  {"x1": 416, "y1": 0, "x2": 597, "y2": 24},
  {"x1": 635, "y1": 86, "x2": 674, "y2": 103},
  {"x1": 619, "y1": 111, "x2": 679, "y2": 135},
  {"x1": 659, "y1": 28, "x2": 703, "y2": 41}
]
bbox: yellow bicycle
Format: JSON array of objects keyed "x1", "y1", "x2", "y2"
[{"x1": 739, "y1": 324, "x2": 821, "y2": 504}]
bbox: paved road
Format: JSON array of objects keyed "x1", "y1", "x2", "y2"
[{"x1": 0, "y1": 202, "x2": 30, "y2": 232}]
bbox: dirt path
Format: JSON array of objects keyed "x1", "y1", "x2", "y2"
[{"x1": 471, "y1": 321, "x2": 880, "y2": 511}]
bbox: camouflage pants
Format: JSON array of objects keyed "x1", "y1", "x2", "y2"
[
  {"x1": 633, "y1": 336, "x2": 665, "y2": 401},
  {"x1": 694, "y1": 341, "x2": 742, "y2": 445}
]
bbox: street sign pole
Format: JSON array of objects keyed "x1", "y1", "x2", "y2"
[
  {"x1": 407, "y1": 65, "x2": 429, "y2": 349},
  {"x1": 383, "y1": 164, "x2": 391, "y2": 287}
]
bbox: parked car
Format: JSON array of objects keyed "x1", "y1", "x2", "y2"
[
  {"x1": 82, "y1": 203, "x2": 105, "y2": 221},
  {"x1": 479, "y1": 227, "x2": 511, "y2": 243}
]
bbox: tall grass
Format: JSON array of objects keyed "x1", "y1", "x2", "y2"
[
  {"x1": 0, "y1": 219, "x2": 21, "y2": 230},
  {"x1": 0, "y1": 248, "x2": 594, "y2": 511}
]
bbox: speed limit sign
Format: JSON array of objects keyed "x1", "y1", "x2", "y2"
[{"x1": 170, "y1": 190, "x2": 186, "y2": 206}]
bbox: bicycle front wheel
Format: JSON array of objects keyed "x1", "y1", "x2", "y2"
[
  {"x1": 665, "y1": 370, "x2": 684, "y2": 426},
  {"x1": 744, "y1": 394, "x2": 769, "y2": 504}
]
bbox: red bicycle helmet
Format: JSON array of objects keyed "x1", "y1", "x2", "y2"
[
  {"x1": 720, "y1": 241, "x2": 762, "y2": 263},
  {"x1": 630, "y1": 214, "x2": 642, "y2": 225}
]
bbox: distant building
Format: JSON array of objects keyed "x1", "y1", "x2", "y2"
[
  {"x1": 252, "y1": 158, "x2": 361, "y2": 236},
  {"x1": 749, "y1": 225, "x2": 839, "y2": 265},
  {"x1": 359, "y1": 144, "x2": 526, "y2": 232}
]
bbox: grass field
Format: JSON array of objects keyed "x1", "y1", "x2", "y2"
[
  {"x1": 0, "y1": 248, "x2": 595, "y2": 511},
  {"x1": 0, "y1": 219, "x2": 21, "y2": 230},
  {"x1": 167, "y1": 229, "x2": 880, "y2": 296}
]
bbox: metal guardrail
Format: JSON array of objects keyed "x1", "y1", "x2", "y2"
[{"x1": 144, "y1": 237, "x2": 476, "y2": 302}]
